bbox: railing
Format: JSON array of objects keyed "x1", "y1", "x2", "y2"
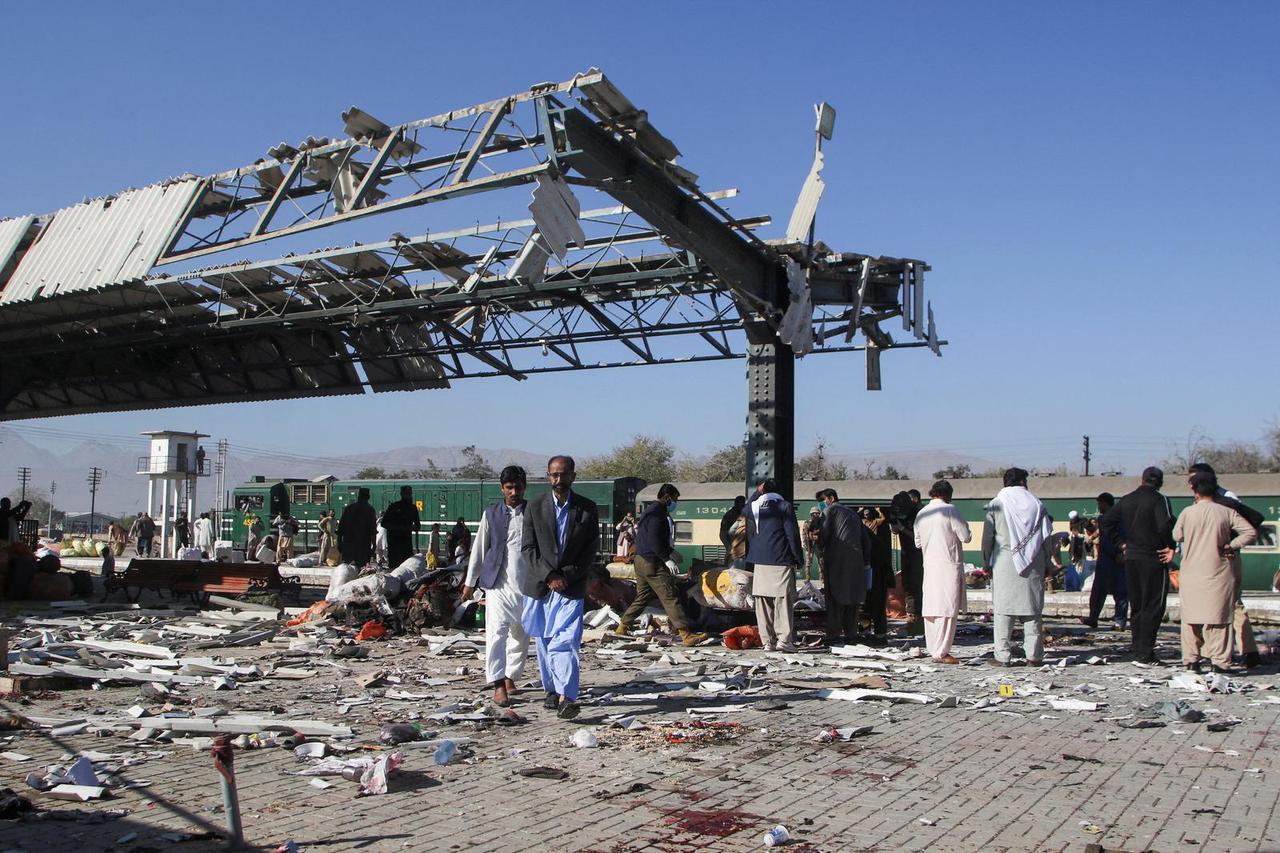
[{"x1": 136, "y1": 456, "x2": 210, "y2": 476}]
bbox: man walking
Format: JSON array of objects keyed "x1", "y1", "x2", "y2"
[
  {"x1": 1102, "y1": 467, "x2": 1176, "y2": 663},
  {"x1": 135, "y1": 512, "x2": 156, "y2": 558},
  {"x1": 1082, "y1": 493, "x2": 1128, "y2": 631},
  {"x1": 381, "y1": 486, "x2": 421, "y2": 567},
  {"x1": 463, "y1": 466, "x2": 531, "y2": 707},
  {"x1": 915, "y1": 480, "x2": 972, "y2": 664},
  {"x1": 743, "y1": 479, "x2": 804, "y2": 652},
  {"x1": 816, "y1": 489, "x2": 871, "y2": 646},
  {"x1": 615, "y1": 484, "x2": 708, "y2": 646},
  {"x1": 521, "y1": 455, "x2": 599, "y2": 720},
  {"x1": 338, "y1": 488, "x2": 377, "y2": 567},
  {"x1": 983, "y1": 468, "x2": 1053, "y2": 666}
]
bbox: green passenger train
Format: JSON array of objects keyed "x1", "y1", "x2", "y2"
[
  {"x1": 221, "y1": 475, "x2": 647, "y2": 560},
  {"x1": 640, "y1": 474, "x2": 1280, "y2": 591}
]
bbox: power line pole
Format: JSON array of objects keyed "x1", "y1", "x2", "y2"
[
  {"x1": 48, "y1": 480, "x2": 56, "y2": 535},
  {"x1": 17, "y1": 466, "x2": 31, "y2": 500},
  {"x1": 1082, "y1": 435, "x2": 1092, "y2": 477},
  {"x1": 216, "y1": 438, "x2": 229, "y2": 538},
  {"x1": 87, "y1": 467, "x2": 103, "y2": 537}
]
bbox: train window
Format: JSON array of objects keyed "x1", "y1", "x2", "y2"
[
  {"x1": 674, "y1": 521, "x2": 693, "y2": 543},
  {"x1": 236, "y1": 494, "x2": 264, "y2": 511},
  {"x1": 1246, "y1": 524, "x2": 1277, "y2": 549},
  {"x1": 291, "y1": 484, "x2": 309, "y2": 505},
  {"x1": 312, "y1": 483, "x2": 329, "y2": 504}
]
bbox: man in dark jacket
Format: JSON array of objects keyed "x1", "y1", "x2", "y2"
[
  {"x1": 817, "y1": 489, "x2": 872, "y2": 645},
  {"x1": 743, "y1": 479, "x2": 804, "y2": 651},
  {"x1": 891, "y1": 490, "x2": 925, "y2": 635},
  {"x1": 338, "y1": 488, "x2": 377, "y2": 567},
  {"x1": 861, "y1": 507, "x2": 895, "y2": 642},
  {"x1": 615, "y1": 484, "x2": 709, "y2": 646},
  {"x1": 1082, "y1": 493, "x2": 1128, "y2": 631},
  {"x1": 1101, "y1": 467, "x2": 1175, "y2": 663},
  {"x1": 381, "y1": 486, "x2": 421, "y2": 567},
  {"x1": 521, "y1": 455, "x2": 599, "y2": 719},
  {"x1": 719, "y1": 495, "x2": 746, "y2": 557}
]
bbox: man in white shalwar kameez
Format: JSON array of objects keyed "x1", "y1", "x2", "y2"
[
  {"x1": 914, "y1": 480, "x2": 973, "y2": 663},
  {"x1": 193, "y1": 513, "x2": 216, "y2": 555},
  {"x1": 983, "y1": 467, "x2": 1054, "y2": 666},
  {"x1": 462, "y1": 466, "x2": 531, "y2": 707}
]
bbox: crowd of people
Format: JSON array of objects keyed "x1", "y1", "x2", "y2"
[{"x1": 721, "y1": 463, "x2": 1265, "y2": 674}]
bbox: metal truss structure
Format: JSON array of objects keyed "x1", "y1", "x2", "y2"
[{"x1": 0, "y1": 69, "x2": 943, "y2": 496}]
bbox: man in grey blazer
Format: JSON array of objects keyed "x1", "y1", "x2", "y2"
[{"x1": 521, "y1": 454, "x2": 600, "y2": 719}]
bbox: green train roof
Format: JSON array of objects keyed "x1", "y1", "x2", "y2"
[{"x1": 641, "y1": 473, "x2": 1280, "y2": 502}]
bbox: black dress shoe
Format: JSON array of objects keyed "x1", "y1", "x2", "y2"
[
  {"x1": 1245, "y1": 652, "x2": 1262, "y2": 669},
  {"x1": 557, "y1": 700, "x2": 580, "y2": 720},
  {"x1": 1185, "y1": 661, "x2": 1202, "y2": 673},
  {"x1": 543, "y1": 693, "x2": 560, "y2": 710}
]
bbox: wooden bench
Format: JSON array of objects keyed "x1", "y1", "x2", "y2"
[
  {"x1": 103, "y1": 559, "x2": 201, "y2": 602},
  {"x1": 171, "y1": 562, "x2": 302, "y2": 605}
]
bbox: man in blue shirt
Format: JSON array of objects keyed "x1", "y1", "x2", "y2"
[{"x1": 614, "y1": 484, "x2": 709, "y2": 646}]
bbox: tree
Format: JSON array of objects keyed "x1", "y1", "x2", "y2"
[
  {"x1": 932, "y1": 463, "x2": 973, "y2": 479},
  {"x1": 677, "y1": 442, "x2": 746, "y2": 483},
  {"x1": 1266, "y1": 421, "x2": 1280, "y2": 469},
  {"x1": 1163, "y1": 428, "x2": 1214, "y2": 474},
  {"x1": 579, "y1": 435, "x2": 678, "y2": 482},
  {"x1": 1163, "y1": 427, "x2": 1271, "y2": 474},
  {"x1": 354, "y1": 466, "x2": 387, "y2": 479},
  {"x1": 1203, "y1": 442, "x2": 1267, "y2": 474},
  {"x1": 455, "y1": 445, "x2": 496, "y2": 479},
  {"x1": 795, "y1": 440, "x2": 849, "y2": 481},
  {"x1": 880, "y1": 465, "x2": 906, "y2": 480},
  {"x1": 419, "y1": 459, "x2": 445, "y2": 479}
]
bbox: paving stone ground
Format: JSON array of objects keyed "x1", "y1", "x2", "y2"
[{"x1": 1, "y1": 597, "x2": 1279, "y2": 853}]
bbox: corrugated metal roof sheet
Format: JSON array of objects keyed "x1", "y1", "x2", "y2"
[{"x1": 0, "y1": 180, "x2": 200, "y2": 303}]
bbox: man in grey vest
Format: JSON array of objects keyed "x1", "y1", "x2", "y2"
[{"x1": 462, "y1": 466, "x2": 531, "y2": 707}]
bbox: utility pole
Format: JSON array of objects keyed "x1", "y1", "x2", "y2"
[
  {"x1": 216, "y1": 438, "x2": 229, "y2": 538},
  {"x1": 1082, "y1": 435, "x2": 1092, "y2": 477},
  {"x1": 17, "y1": 466, "x2": 31, "y2": 500},
  {"x1": 48, "y1": 480, "x2": 56, "y2": 536},
  {"x1": 87, "y1": 467, "x2": 103, "y2": 537}
]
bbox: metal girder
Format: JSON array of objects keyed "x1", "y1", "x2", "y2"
[{"x1": 551, "y1": 105, "x2": 784, "y2": 323}]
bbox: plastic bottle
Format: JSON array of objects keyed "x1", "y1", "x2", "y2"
[
  {"x1": 762, "y1": 825, "x2": 790, "y2": 847},
  {"x1": 433, "y1": 739, "x2": 457, "y2": 765}
]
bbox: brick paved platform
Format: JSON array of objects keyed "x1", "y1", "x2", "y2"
[{"x1": 1, "y1": 610, "x2": 1278, "y2": 852}]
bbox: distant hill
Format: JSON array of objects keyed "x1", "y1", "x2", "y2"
[{"x1": 0, "y1": 428, "x2": 549, "y2": 516}]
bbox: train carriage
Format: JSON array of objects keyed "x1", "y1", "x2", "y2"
[
  {"x1": 222, "y1": 475, "x2": 645, "y2": 561},
  {"x1": 641, "y1": 474, "x2": 1280, "y2": 590}
]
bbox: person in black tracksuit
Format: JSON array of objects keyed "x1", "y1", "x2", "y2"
[{"x1": 1101, "y1": 467, "x2": 1175, "y2": 663}]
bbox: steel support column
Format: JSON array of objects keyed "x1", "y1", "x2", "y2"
[{"x1": 745, "y1": 338, "x2": 795, "y2": 502}]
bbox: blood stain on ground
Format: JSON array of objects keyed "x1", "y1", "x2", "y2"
[{"x1": 662, "y1": 807, "x2": 764, "y2": 837}]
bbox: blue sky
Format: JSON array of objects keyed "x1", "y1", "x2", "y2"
[{"x1": 2, "y1": 2, "x2": 1276, "y2": 475}]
